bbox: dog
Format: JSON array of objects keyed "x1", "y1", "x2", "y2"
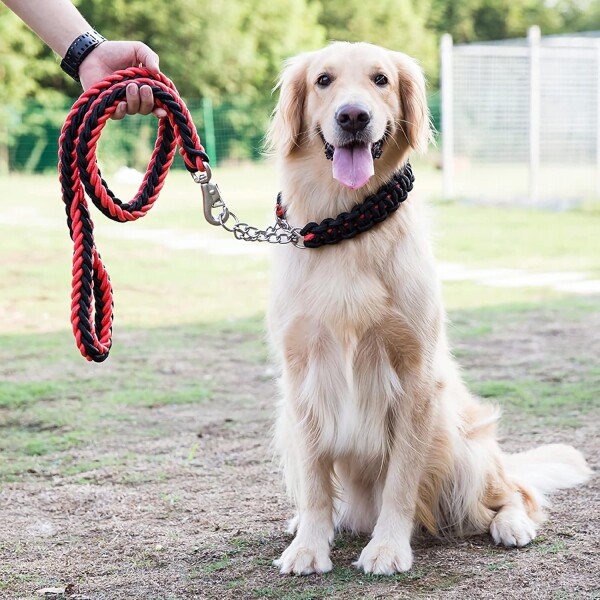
[{"x1": 265, "y1": 41, "x2": 591, "y2": 576}]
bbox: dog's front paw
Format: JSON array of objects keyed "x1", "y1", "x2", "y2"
[
  {"x1": 354, "y1": 538, "x2": 413, "y2": 575},
  {"x1": 490, "y1": 508, "x2": 537, "y2": 547},
  {"x1": 274, "y1": 538, "x2": 333, "y2": 575},
  {"x1": 285, "y1": 514, "x2": 300, "y2": 535}
]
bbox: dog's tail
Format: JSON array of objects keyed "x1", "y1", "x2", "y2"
[{"x1": 502, "y1": 443, "x2": 592, "y2": 505}]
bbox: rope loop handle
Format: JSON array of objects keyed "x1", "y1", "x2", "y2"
[{"x1": 59, "y1": 67, "x2": 209, "y2": 362}]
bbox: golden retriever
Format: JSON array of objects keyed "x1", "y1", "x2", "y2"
[{"x1": 265, "y1": 41, "x2": 591, "y2": 576}]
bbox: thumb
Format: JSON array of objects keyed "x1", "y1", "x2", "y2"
[{"x1": 135, "y1": 42, "x2": 160, "y2": 73}]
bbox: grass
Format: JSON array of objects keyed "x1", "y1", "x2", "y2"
[
  {"x1": 0, "y1": 339, "x2": 214, "y2": 479},
  {"x1": 1, "y1": 163, "x2": 599, "y2": 336},
  {"x1": 0, "y1": 165, "x2": 598, "y2": 599},
  {"x1": 434, "y1": 200, "x2": 600, "y2": 274},
  {"x1": 469, "y1": 376, "x2": 599, "y2": 426}
]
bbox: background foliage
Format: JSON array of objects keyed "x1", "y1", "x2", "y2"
[{"x1": 0, "y1": 0, "x2": 598, "y2": 171}]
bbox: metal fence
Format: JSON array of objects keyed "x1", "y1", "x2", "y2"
[
  {"x1": 2, "y1": 98, "x2": 272, "y2": 175},
  {"x1": 441, "y1": 28, "x2": 600, "y2": 206}
]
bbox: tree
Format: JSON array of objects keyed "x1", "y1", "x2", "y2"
[
  {"x1": 318, "y1": 0, "x2": 438, "y2": 78},
  {"x1": 428, "y1": 0, "x2": 600, "y2": 44},
  {"x1": 556, "y1": 0, "x2": 600, "y2": 32},
  {"x1": 0, "y1": 8, "x2": 65, "y2": 172},
  {"x1": 78, "y1": 0, "x2": 325, "y2": 101}
]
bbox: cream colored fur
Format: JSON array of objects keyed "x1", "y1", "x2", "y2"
[{"x1": 266, "y1": 42, "x2": 592, "y2": 576}]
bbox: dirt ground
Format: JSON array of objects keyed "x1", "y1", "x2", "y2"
[{"x1": 1, "y1": 305, "x2": 599, "y2": 600}]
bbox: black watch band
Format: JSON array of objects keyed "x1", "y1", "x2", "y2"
[{"x1": 60, "y1": 30, "x2": 107, "y2": 83}]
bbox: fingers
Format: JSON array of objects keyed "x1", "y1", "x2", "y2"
[
  {"x1": 133, "y1": 42, "x2": 165, "y2": 117},
  {"x1": 111, "y1": 42, "x2": 165, "y2": 119},
  {"x1": 138, "y1": 86, "x2": 154, "y2": 116},
  {"x1": 153, "y1": 107, "x2": 168, "y2": 119},
  {"x1": 135, "y1": 42, "x2": 160, "y2": 74},
  {"x1": 112, "y1": 84, "x2": 165, "y2": 120},
  {"x1": 126, "y1": 83, "x2": 141, "y2": 115},
  {"x1": 113, "y1": 101, "x2": 127, "y2": 121}
]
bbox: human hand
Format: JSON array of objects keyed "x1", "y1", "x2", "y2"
[{"x1": 79, "y1": 40, "x2": 167, "y2": 119}]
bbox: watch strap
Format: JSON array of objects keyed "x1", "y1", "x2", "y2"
[{"x1": 60, "y1": 30, "x2": 106, "y2": 83}]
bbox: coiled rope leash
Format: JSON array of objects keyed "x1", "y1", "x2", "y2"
[
  {"x1": 59, "y1": 68, "x2": 212, "y2": 363},
  {"x1": 59, "y1": 67, "x2": 302, "y2": 363}
]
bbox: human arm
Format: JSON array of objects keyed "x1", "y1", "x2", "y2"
[{"x1": 2, "y1": 0, "x2": 166, "y2": 118}]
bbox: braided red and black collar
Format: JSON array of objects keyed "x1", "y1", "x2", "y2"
[{"x1": 275, "y1": 162, "x2": 414, "y2": 249}]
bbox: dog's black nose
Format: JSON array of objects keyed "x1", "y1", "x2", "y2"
[{"x1": 335, "y1": 103, "x2": 371, "y2": 133}]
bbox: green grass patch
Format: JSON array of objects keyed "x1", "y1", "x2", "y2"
[
  {"x1": 485, "y1": 560, "x2": 515, "y2": 572},
  {"x1": 106, "y1": 383, "x2": 212, "y2": 408},
  {"x1": 1, "y1": 168, "x2": 599, "y2": 335},
  {"x1": 449, "y1": 294, "x2": 600, "y2": 337},
  {"x1": 443, "y1": 280, "x2": 566, "y2": 311},
  {"x1": 202, "y1": 554, "x2": 232, "y2": 574},
  {"x1": 470, "y1": 373, "x2": 599, "y2": 426},
  {"x1": 529, "y1": 539, "x2": 567, "y2": 555},
  {"x1": 0, "y1": 326, "x2": 217, "y2": 481},
  {"x1": 0, "y1": 381, "x2": 66, "y2": 408},
  {"x1": 435, "y1": 201, "x2": 600, "y2": 273}
]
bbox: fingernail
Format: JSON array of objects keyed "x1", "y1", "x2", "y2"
[{"x1": 128, "y1": 84, "x2": 138, "y2": 95}]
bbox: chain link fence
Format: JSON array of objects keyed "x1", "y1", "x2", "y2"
[
  {"x1": 441, "y1": 28, "x2": 600, "y2": 206},
  {"x1": 2, "y1": 97, "x2": 272, "y2": 175}
]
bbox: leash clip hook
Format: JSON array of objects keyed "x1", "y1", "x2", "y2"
[{"x1": 192, "y1": 163, "x2": 230, "y2": 226}]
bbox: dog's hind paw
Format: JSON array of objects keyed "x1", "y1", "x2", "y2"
[
  {"x1": 274, "y1": 539, "x2": 333, "y2": 575},
  {"x1": 490, "y1": 508, "x2": 537, "y2": 547},
  {"x1": 354, "y1": 538, "x2": 413, "y2": 575}
]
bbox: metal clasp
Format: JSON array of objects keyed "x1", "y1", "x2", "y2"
[{"x1": 191, "y1": 163, "x2": 229, "y2": 226}]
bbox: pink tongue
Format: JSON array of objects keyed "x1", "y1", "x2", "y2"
[{"x1": 332, "y1": 144, "x2": 374, "y2": 189}]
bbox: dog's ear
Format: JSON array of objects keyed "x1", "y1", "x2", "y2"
[
  {"x1": 392, "y1": 53, "x2": 431, "y2": 154},
  {"x1": 266, "y1": 53, "x2": 311, "y2": 156}
]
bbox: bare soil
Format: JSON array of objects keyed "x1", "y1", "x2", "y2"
[{"x1": 1, "y1": 306, "x2": 599, "y2": 600}]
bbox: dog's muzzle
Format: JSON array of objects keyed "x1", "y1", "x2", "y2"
[{"x1": 319, "y1": 130, "x2": 385, "y2": 162}]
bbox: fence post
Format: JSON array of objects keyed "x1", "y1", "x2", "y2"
[
  {"x1": 440, "y1": 33, "x2": 454, "y2": 199},
  {"x1": 528, "y1": 26, "x2": 541, "y2": 204},
  {"x1": 596, "y1": 41, "x2": 600, "y2": 197},
  {"x1": 202, "y1": 97, "x2": 217, "y2": 167}
]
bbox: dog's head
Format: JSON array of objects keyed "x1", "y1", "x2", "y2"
[{"x1": 267, "y1": 42, "x2": 430, "y2": 190}]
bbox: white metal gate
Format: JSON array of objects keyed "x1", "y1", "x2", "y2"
[{"x1": 441, "y1": 28, "x2": 600, "y2": 205}]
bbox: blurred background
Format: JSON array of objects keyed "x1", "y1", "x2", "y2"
[{"x1": 0, "y1": 0, "x2": 598, "y2": 180}]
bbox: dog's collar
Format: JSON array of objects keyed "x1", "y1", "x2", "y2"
[{"x1": 275, "y1": 162, "x2": 414, "y2": 249}]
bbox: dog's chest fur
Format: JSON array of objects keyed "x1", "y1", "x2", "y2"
[{"x1": 270, "y1": 209, "x2": 439, "y2": 460}]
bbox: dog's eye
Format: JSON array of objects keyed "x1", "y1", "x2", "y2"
[
  {"x1": 316, "y1": 74, "x2": 332, "y2": 87},
  {"x1": 373, "y1": 73, "x2": 389, "y2": 87}
]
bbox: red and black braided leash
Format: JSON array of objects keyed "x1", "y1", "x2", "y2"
[{"x1": 59, "y1": 67, "x2": 209, "y2": 363}]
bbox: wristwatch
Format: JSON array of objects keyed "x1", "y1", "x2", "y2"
[{"x1": 60, "y1": 30, "x2": 107, "y2": 83}]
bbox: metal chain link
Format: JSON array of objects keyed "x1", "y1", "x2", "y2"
[
  {"x1": 195, "y1": 167, "x2": 305, "y2": 248},
  {"x1": 219, "y1": 210, "x2": 303, "y2": 246}
]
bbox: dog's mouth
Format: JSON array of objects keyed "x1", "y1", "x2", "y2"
[{"x1": 319, "y1": 130, "x2": 386, "y2": 190}]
